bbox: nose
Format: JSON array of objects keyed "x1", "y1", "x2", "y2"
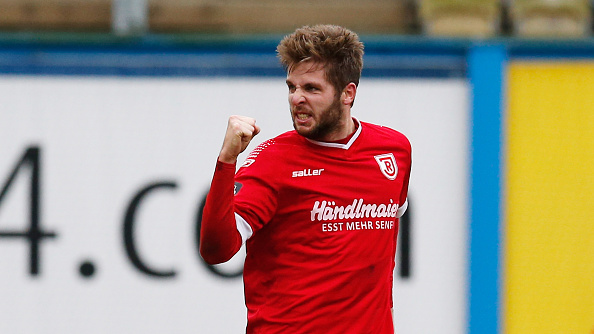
[{"x1": 290, "y1": 89, "x2": 306, "y2": 106}]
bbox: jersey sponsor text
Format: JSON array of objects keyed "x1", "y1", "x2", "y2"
[{"x1": 311, "y1": 198, "x2": 399, "y2": 221}]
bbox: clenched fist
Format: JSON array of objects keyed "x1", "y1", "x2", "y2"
[{"x1": 218, "y1": 115, "x2": 261, "y2": 164}]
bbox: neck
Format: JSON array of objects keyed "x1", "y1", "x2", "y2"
[
  {"x1": 338, "y1": 115, "x2": 357, "y2": 140},
  {"x1": 332, "y1": 113, "x2": 355, "y2": 141},
  {"x1": 321, "y1": 115, "x2": 356, "y2": 143}
]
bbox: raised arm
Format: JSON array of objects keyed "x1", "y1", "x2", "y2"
[{"x1": 199, "y1": 116, "x2": 260, "y2": 264}]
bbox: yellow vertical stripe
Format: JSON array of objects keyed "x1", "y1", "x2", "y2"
[{"x1": 505, "y1": 62, "x2": 594, "y2": 334}]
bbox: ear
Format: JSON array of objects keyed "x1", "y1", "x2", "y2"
[{"x1": 342, "y1": 82, "x2": 357, "y2": 106}]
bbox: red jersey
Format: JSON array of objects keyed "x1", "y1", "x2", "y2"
[{"x1": 233, "y1": 119, "x2": 412, "y2": 334}]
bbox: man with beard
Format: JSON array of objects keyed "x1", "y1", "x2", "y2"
[{"x1": 200, "y1": 25, "x2": 412, "y2": 334}]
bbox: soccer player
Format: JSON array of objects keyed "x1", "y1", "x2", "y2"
[{"x1": 200, "y1": 24, "x2": 412, "y2": 334}]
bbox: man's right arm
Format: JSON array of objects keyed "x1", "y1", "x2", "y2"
[
  {"x1": 199, "y1": 116, "x2": 260, "y2": 264},
  {"x1": 199, "y1": 160, "x2": 242, "y2": 264}
]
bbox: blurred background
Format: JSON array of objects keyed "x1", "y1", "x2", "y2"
[
  {"x1": 0, "y1": 1, "x2": 592, "y2": 334},
  {"x1": 0, "y1": 0, "x2": 592, "y2": 37}
]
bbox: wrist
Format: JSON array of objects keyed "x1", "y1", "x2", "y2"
[
  {"x1": 218, "y1": 149, "x2": 238, "y2": 164},
  {"x1": 217, "y1": 154, "x2": 237, "y2": 165}
]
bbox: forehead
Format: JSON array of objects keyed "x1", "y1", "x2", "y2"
[{"x1": 286, "y1": 61, "x2": 330, "y2": 84}]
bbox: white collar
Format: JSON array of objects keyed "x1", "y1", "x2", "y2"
[{"x1": 305, "y1": 117, "x2": 361, "y2": 150}]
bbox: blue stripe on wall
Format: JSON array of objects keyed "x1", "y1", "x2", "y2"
[
  {"x1": 0, "y1": 36, "x2": 467, "y2": 78},
  {"x1": 467, "y1": 44, "x2": 506, "y2": 334}
]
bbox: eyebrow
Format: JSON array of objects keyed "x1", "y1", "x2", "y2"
[{"x1": 285, "y1": 79, "x2": 322, "y2": 88}]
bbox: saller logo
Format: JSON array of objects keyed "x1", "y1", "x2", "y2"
[
  {"x1": 241, "y1": 159, "x2": 255, "y2": 168},
  {"x1": 292, "y1": 168, "x2": 324, "y2": 178},
  {"x1": 374, "y1": 153, "x2": 398, "y2": 180}
]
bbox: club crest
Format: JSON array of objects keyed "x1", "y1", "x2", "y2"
[{"x1": 374, "y1": 153, "x2": 398, "y2": 180}]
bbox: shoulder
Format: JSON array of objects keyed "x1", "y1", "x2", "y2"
[
  {"x1": 360, "y1": 121, "x2": 411, "y2": 152},
  {"x1": 238, "y1": 130, "x2": 301, "y2": 169}
]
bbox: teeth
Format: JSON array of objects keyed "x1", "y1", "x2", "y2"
[{"x1": 297, "y1": 114, "x2": 309, "y2": 120}]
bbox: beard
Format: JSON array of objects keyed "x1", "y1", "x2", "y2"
[{"x1": 291, "y1": 95, "x2": 343, "y2": 141}]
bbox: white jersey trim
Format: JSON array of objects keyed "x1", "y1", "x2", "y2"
[
  {"x1": 396, "y1": 199, "x2": 408, "y2": 218},
  {"x1": 305, "y1": 117, "x2": 362, "y2": 150},
  {"x1": 235, "y1": 212, "x2": 253, "y2": 244}
]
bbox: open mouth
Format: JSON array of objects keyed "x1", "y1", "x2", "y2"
[{"x1": 294, "y1": 113, "x2": 313, "y2": 127}]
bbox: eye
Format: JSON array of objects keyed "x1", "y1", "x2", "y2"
[
  {"x1": 305, "y1": 85, "x2": 319, "y2": 92},
  {"x1": 287, "y1": 84, "x2": 296, "y2": 93}
]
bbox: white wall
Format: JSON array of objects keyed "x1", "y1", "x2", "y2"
[{"x1": 0, "y1": 75, "x2": 468, "y2": 333}]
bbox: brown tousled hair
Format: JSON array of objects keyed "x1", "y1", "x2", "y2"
[{"x1": 277, "y1": 25, "x2": 364, "y2": 96}]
